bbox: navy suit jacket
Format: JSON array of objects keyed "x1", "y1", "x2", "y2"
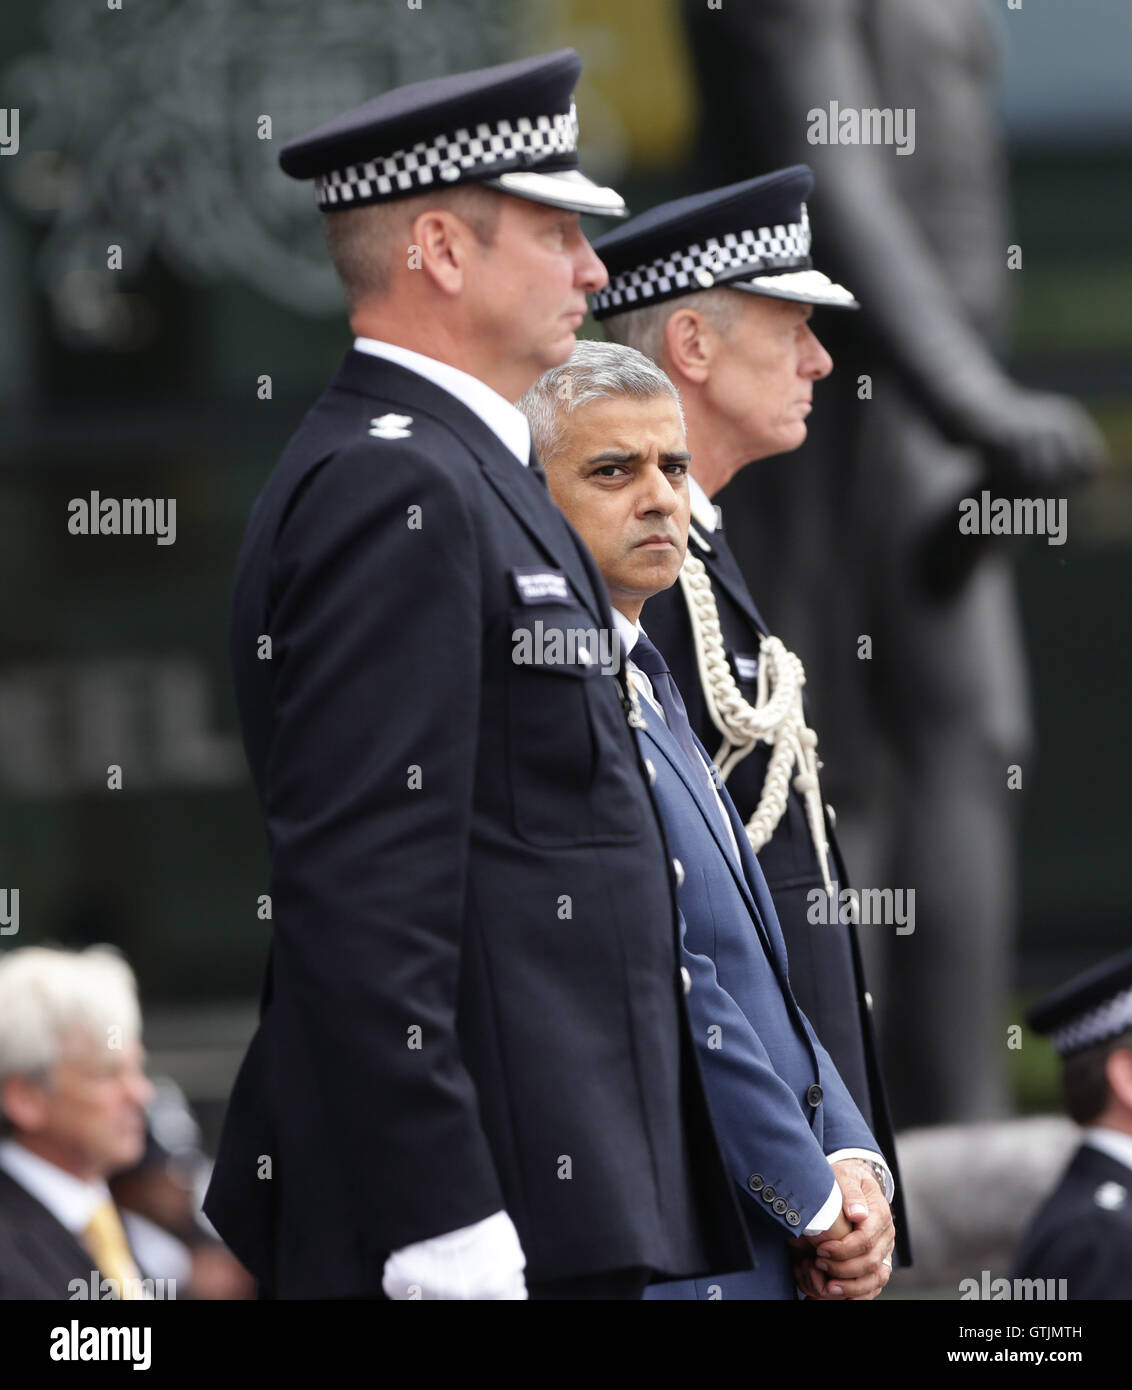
[
  {"x1": 643, "y1": 519, "x2": 909, "y2": 1264},
  {"x1": 633, "y1": 683, "x2": 878, "y2": 1300},
  {"x1": 203, "y1": 349, "x2": 750, "y2": 1296}
]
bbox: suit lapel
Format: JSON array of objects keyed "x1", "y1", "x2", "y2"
[
  {"x1": 330, "y1": 350, "x2": 611, "y2": 629},
  {"x1": 639, "y1": 711, "x2": 820, "y2": 1072},
  {"x1": 727, "y1": 793, "x2": 825, "y2": 1074},
  {"x1": 638, "y1": 711, "x2": 776, "y2": 962},
  {"x1": 725, "y1": 797, "x2": 791, "y2": 972}
]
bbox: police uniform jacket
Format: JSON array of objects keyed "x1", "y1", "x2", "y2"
[
  {"x1": 1012, "y1": 1141, "x2": 1132, "y2": 1300},
  {"x1": 203, "y1": 348, "x2": 751, "y2": 1297}
]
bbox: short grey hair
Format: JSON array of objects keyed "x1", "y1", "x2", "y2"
[
  {"x1": 602, "y1": 288, "x2": 741, "y2": 367},
  {"x1": 0, "y1": 946, "x2": 142, "y2": 1131},
  {"x1": 518, "y1": 339, "x2": 685, "y2": 467}
]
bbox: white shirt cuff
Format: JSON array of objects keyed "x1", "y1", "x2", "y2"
[
  {"x1": 804, "y1": 1178, "x2": 844, "y2": 1237},
  {"x1": 382, "y1": 1209, "x2": 527, "y2": 1300}
]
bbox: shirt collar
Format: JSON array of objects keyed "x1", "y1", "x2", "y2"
[
  {"x1": 1082, "y1": 1126, "x2": 1132, "y2": 1175},
  {"x1": 687, "y1": 475, "x2": 718, "y2": 533},
  {"x1": 353, "y1": 337, "x2": 531, "y2": 467},
  {"x1": 612, "y1": 608, "x2": 640, "y2": 658},
  {"x1": 0, "y1": 1138, "x2": 111, "y2": 1234}
]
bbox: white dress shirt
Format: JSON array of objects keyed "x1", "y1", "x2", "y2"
[
  {"x1": 353, "y1": 334, "x2": 529, "y2": 1298},
  {"x1": 353, "y1": 337, "x2": 531, "y2": 466},
  {"x1": 687, "y1": 474, "x2": 720, "y2": 533},
  {"x1": 614, "y1": 612, "x2": 894, "y2": 1232}
]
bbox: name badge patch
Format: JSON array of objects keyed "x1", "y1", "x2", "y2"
[
  {"x1": 733, "y1": 653, "x2": 760, "y2": 683},
  {"x1": 511, "y1": 567, "x2": 573, "y2": 605}
]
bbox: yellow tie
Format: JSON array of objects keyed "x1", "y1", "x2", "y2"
[{"x1": 83, "y1": 1199, "x2": 144, "y2": 1298}]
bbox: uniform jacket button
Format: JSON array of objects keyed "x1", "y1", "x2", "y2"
[
  {"x1": 772, "y1": 1198, "x2": 788, "y2": 1215},
  {"x1": 680, "y1": 966, "x2": 692, "y2": 995},
  {"x1": 672, "y1": 858, "x2": 684, "y2": 888},
  {"x1": 864, "y1": 991, "x2": 874, "y2": 1011},
  {"x1": 785, "y1": 1209, "x2": 801, "y2": 1227},
  {"x1": 644, "y1": 758, "x2": 657, "y2": 786},
  {"x1": 806, "y1": 1084, "x2": 824, "y2": 1108},
  {"x1": 761, "y1": 1185, "x2": 776, "y2": 1203},
  {"x1": 747, "y1": 1173, "x2": 764, "y2": 1193}
]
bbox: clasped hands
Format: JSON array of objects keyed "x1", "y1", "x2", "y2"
[{"x1": 789, "y1": 1158, "x2": 895, "y2": 1301}]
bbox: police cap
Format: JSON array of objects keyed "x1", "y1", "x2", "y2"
[
  {"x1": 279, "y1": 49, "x2": 625, "y2": 219},
  {"x1": 591, "y1": 165, "x2": 856, "y2": 319},
  {"x1": 1028, "y1": 949, "x2": 1132, "y2": 1057}
]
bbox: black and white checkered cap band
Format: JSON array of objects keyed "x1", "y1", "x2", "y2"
[
  {"x1": 315, "y1": 104, "x2": 579, "y2": 207},
  {"x1": 1049, "y1": 984, "x2": 1132, "y2": 1055},
  {"x1": 592, "y1": 207, "x2": 812, "y2": 315}
]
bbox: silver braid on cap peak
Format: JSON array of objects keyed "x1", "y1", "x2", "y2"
[
  {"x1": 678, "y1": 547, "x2": 834, "y2": 896},
  {"x1": 592, "y1": 206, "x2": 811, "y2": 314},
  {"x1": 1049, "y1": 984, "x2": 1132, "y2": 1056},
  {"x1": 315, "y1": 104, "x2": 579, "y2": 207}
]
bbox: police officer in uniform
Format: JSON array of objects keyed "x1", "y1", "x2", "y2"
[
  {"x1": 1013, "y1": 950, "x2": 1132, "y2": 1299},
  {"x1": 204, "y1": 51, "x2": 750, "y2": 1300},
  {"x1": 593, "y1": 170, "x2": 907, "y2": 1261}
]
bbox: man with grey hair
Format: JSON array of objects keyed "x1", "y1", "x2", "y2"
[
  {"x1": 0, "y1": 945, "x2": 155, "y2": 1299},
  {"x1": 592, "y1": 170, "x2": 908, "y2": 1264},
  {"x1": 519, "y1": 339, "x2": 896, "y2": 1300}
]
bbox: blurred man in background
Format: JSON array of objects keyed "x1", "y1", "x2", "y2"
[
  {"x1": 1013, "y1": 949, "x2": 1132, "y2": 1299},
  {"x1": 0, "y1": 945, "x2": 155, "y2": 1299}
]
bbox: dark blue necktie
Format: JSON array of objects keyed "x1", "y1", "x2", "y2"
[
  {"x1": 633, "y1": 629, "x2": 740, "y2": 861},
  {"x1": 630, "y1": 631, "x2": 701, "y2": 771}
]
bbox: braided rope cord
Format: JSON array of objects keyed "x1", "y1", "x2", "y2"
[{"x1": 677, "y1": 547, "x2": 834, "y2": 895}]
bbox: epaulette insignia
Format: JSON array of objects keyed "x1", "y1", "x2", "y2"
[
  {"x1": 369, "y1": 414, "x2": 413, "y2": 439},
  {"x1": 1094, "y1": 1181, "x2": 1127, "y2": 1211}
]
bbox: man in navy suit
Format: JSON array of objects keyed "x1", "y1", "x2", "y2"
[
  {"x1": 203, "y1": 52, "x2": 750, "y2": 1300},
  {"x1": 522, "y1": 339, "x2": 897, "y2": 1298},
  {"x1": 594, "y1": 170, "x2": 908, "y2": 1262}
]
